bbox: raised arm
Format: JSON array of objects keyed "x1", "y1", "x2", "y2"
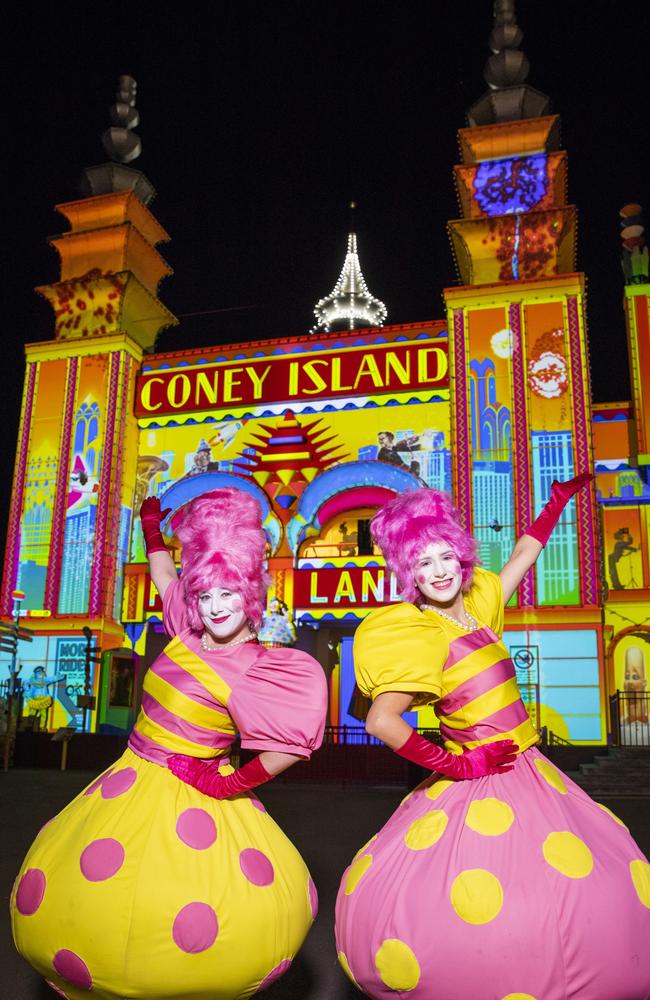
[
  {"x1": 499, "y1": 472, "x2": 593, "y2": 604},
  {"x1": 366, "y1": 691, "x2": 517, "y2": 779},
  {"x1": 140, "y1": 497, "x2": 177, "y2": 600}
]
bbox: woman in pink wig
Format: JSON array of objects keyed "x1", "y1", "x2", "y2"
[
  {"x1": 335, "y1": 475, "x2": 650, "y2": 1000},
  {"x1": 13, "y1": 488, "x2": 327, "y2": 1000}
]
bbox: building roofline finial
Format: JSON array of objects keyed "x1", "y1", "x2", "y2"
[
  {"x1": 467, "y1": 0, "x2": 551, "y2": 127},
  {"x1": 79, "y1": 74, "x2": 156, "y2": 205},
  {"x1": 102, "y1": 74, "x2": 142, "y2": 164}
]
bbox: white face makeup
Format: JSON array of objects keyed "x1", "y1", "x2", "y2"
[
  {"x1": 413, "y1": 541, "x2": 463, "y2": 609},
  {"x1": 198, "y1": 587, "x2": 248, "y2": 644}
]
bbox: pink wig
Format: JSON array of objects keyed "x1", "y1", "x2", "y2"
[
  {"x1": 174, "y1": 488, "x2": 270, "y2": 631},
  {"x1": 370, "y1": 489, "x2": 480, "y2": 605}
]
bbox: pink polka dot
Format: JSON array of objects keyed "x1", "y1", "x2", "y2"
[
  {"x1": 308, "y1": 877, "x2": 318, "y2": 919},
  {"x1": 46, "y1": 982, "x2": 69, "y2": 998},
  {"x1": 250, "y1": 796, "x2": 267, "y2": 813},
  {"x1": 16, "y1": 869, "x2": 46, "y2": 915},
  {"x1": 176, "y1": 809, "x2": 217, "y2": 850},
  {"x1": 172, "y1": 902, "x2": 219, "y2": 953},
  {"x1": 101, "y1": 767, "x2": 137, "y2": 799},
  {"x1": 417, "y1": 572, "x2": 427, "y2": 584},
  {"x1": 256, "y1": 959, "x2": 292, "y2": 992},
  {"x1": 83, "y1": 767, "x2": 114, "y2": 796},
  {"x1": 52, "y1": 950, "x2": 92, "y2": 991},
  {"x1": 80, "y1": 839, "x2": 125, "y2": 881},
  {"x1": 240, "y1": 848, "x2": 274, "y2": 887}
]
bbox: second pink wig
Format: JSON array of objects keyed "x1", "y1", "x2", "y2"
[
  {"x1": 371, "y1": 489, "x2": 480, "y2": 604},
  {"x1": 174, "y1": 488, "x2": 270, "y2": 631}
]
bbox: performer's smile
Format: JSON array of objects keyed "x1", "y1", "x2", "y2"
[
  {"x1": 198, "y1": 587, "x2": 248, "y2": 643},
  {"x1": 414, "y1": 541, "x2": 463, "y2": 608}
]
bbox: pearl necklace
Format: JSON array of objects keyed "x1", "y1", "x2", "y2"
[
  {"x1": 200, "y1": 631, "x2": 256, "y2": 652},
  {"x1": 423, "y1": 604, "x2": 479, "y2": 632}
]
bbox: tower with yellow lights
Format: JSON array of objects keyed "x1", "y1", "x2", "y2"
[
  {"x1": 1, "y1": 76, "x2": 176, "y2": 730},
  {"x1": 444, "y1": 2, "x2": 604, "y2": 742}
]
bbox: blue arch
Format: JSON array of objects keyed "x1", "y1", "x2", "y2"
[
  {"x1": 159, "y1": 472, "x2": 281, "y2": 553},
  {"x1": 287, "y1": 461, "x2": 420, "y2": 553}
]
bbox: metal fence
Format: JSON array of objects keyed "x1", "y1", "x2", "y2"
[
  {"x1": 610, "y1": 691, "x2": 650, "y2": 747},
  {"x1": 322, "y1": 725, "x2": 444, "y2": 746}
]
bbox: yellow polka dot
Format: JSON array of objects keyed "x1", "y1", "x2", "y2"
[
  {"x1": 375, "y1": 939, "x2": 420, "y2": 991},
  {"x1": 218, "y1": 763, "x2": 235, "y2": 775},
  {"x1": 534, "y1": 758, "x2": 567, "y2": 794},
  {"x1": 630, "y1": 859, "x2": 650, "y2": 908},
  {"x1": 450, "y1": 869, "x2": 503, "y2": 924},
  {"x1": 542, "y1": 831, "x2": 593, "y2": 878},
  {"x1": 501, "y1": 994, "x2": 537, "y2": 999},
  {"x1": 425, "y1": 778, "x2": 455, "y2": 801},
  {"x1": 404, "y1": 809, "x2": 448, "y2": 850},
  {"x1": 338, "y1": 951, "x2": 360, "y2": 989},
  {"x1": 344, "y1": 853, "x2": 373, "y2": 895},
  {"x1": 353, "y1": 835, "x2": 377, "y2": 860},
  {"x1": 597, "y1": 803, "x2": 628, "y2": 829},
  {"x1": 465, "y1": 798, "x2": 514, "y2": 837}
]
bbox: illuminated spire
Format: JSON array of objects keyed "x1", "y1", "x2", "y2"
[{"x1": 312, "y1": 209, "x2": 387, "y2": 333}]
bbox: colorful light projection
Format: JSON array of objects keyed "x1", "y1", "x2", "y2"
[
  {"x1": 448, "y1": 282, "x2": 597, "y2": 611},
  {"x1": 473, "y1": 154, "x2": 549, "y2": 216},
  {"x1": 135, "y1": 339, "x2": 449, "y2": 416},
  {"x1": 128, "y1": 391, "x2": 452, "y2": 569},
  {"x1": 7, "y1": 633, "x2": 100, "y2": 733}
]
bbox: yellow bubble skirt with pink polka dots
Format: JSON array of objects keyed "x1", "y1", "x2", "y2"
[
  {"x1": 11, "y1": 751, "x2": 318, "y2": 999},
  {"x1": 12, "y1": 615, "x2": 327, "y2": 999}
]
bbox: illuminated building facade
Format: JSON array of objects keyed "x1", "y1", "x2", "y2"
[{"x1": 2, "y1": 14, "x2": 649, "y2": 745}]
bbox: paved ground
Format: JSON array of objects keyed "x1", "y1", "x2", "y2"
[{"x1": 2, "y1": 770, "x2": 650, "y2": 1000}]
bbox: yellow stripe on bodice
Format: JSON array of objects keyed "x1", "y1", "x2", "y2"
[
  {"x1": 136, "y1": 706, "x2": 231, "y2": 758},
  {"x1": 456, "y1": 717, "x2": 541, "y2": 754},
  {"x1": 165, "y1": 637, "x2": 234, "y2": 706},
  {"x1": 144, "y1": 669, "x2": 236, "y2": 737},
  {"x1": 442, "y1": 640, "x2": 510, "y2": 694},
  {"x1": 442, "y1": 677, "x2": 523, "y2": 732}
]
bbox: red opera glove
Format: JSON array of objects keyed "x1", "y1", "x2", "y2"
[
  {"x1": 140, "y1": 496, "x2": 171, "y2": 555},
  {"x1": 395, "y1": 730, "x2": 518, "y2": 779},
  {"x1": 525, "y1": 472, "x2": 593, "y2": 547},
  {"x1": 168, "y1": 753, "x2": 273, "y2": 799}
]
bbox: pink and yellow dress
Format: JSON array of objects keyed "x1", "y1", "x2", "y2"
[
  {"x1": 335, "y1": 568, "x2": 650, "y2": 1000},
  {"x1": 12, "y1": 581, "x2": 327, "y2": 1000}
]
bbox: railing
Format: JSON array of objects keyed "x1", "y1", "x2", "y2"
[
  {"x1": 610, "y1": 691, "x2": 650, "y2": 748},
  {"x1": 299, "y1": 541, "x2": 379, "y2": 559},
  {"x1": 539, "y1": 726, "x2": 572, "y2": 748},
  {"x1": 322, "y1": 725, "x2": 444, "y2": 746}
]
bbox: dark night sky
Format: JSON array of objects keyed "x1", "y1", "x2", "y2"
[{"x1": 3, "y1": 1, "x2": 650, "y2": 528}]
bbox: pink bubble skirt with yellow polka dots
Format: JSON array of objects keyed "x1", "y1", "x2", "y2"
[
  {"x1": 335, "y1": 745, "x2": 650, "y2": 1000},
  {"x1": 11, "y1": 749, "x2": 318, "y2": 999}
]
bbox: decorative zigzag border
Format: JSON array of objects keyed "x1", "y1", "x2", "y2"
[
  {"x1": 1, "y1": 363, "x2": 38, "y2": 615},
  {"x1": 137, "y1": 390, "x2": 450, "y2": 430},
  {"x1": 567, "y1": 296, "x2": 599, "y2": 606},
  {"x1": 45, "y1": 357, "x2": 79, "y2": 612},
  {"x1": 509, "y1": 302, "x2": 536, "y2": 607}
]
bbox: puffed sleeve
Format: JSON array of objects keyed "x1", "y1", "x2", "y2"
[
  {"x1": 466, "y1": 567, "x2": 505, "y2": 635},
  {"x1": 354, "y1": 603, "x2": 447, "y2": 707},
  {"x1": 162, "y1": 577, "x2": 187, "y2": 638},
  {"x1": 227, "y1": 648, "x2": 328, "y2": 758}
]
